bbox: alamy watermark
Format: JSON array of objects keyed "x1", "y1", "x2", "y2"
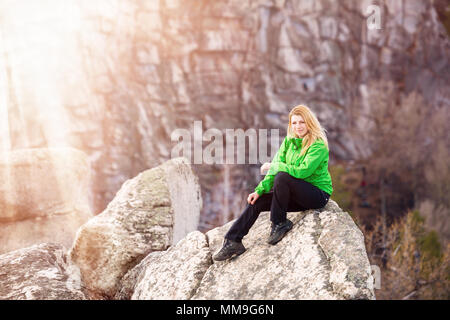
[
  {"x1": 171, "y1": 121, "x2": 280, "y2": 165},
  {"x1": 366, "y1": 5, "x2": 382, "y2": 30}
]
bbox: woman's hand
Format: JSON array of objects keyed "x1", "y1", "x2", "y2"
[
  {"x1": 247, "y1": 192, "x2": 260, "y2": 205},
  {"x1": 260, "y1": 162, "x2": 271, "y2": 174}
]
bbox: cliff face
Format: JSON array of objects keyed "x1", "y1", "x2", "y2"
[
  {"x1": 0, "y1": 159, "x2": 374, "y2": 300},
  {"x1": 1, "y1": 0, "x2": 449, "y2": 228}
]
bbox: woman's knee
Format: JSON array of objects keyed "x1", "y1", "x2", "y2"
[
  {"x1": 273, "y1": 171, "x2": 290, "y2": 189},
  {"x1": 249, "y1": 192, "x2": 272, "y2": 211}
]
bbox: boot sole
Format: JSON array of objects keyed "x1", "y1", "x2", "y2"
[
  {"x1": 213, "y1": 247, "x2": 246, "y2": 262},
  {"x1": 267, "y1": 222, "x2": 293, "y2": 245}
]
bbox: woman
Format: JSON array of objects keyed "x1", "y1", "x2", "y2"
[{"x1": 213, "y1": 105, "x2": 333, "y2": 261}]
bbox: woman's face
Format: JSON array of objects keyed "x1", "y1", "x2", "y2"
[{"x1": 291, "y1": 114, "x2": 308, "y2": 138}]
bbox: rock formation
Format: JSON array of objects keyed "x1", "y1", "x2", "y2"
[
  {"x1": 68, "y1": 157, "x2": 202, "y2": 298},
  {"x1": 0, "y1": 243, "x2": 87, "y2": 300},
  {"x1": 115, "y1": 231, "x2": 211, "y2": 300},
  {"x1": 0, "y1": 158, "x2": 375, "y2": 300},
  {"x1": 0, "y1": 148, "x2": 92, "y2": 254},
  {"x1": 117, "y1": 200, "x2": 375, "y2": 300}
]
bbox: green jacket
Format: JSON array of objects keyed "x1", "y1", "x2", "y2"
[{"x1": 255, "y1": 136, "x2": 333, "y2": 196}]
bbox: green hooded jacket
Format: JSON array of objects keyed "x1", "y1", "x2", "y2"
[{"x1": 255, "y1": 136, "x2": 333, "y2": 196}]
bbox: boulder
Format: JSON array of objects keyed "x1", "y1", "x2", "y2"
[
  {"x1": 0, "y1": 243, "x2": 88, "y2": 300},
  {"x1": 121, "y1": 200, "x2": 376, "y2": 300},
  {"x1": 115, "y1": 231, "x2": 211, "y2": 300},
  {"x1": 69, "y1": 157, "x2": 202, "y2": 298},
  {"x1": 196, "y1": 204, "x2": 375, "y2": 299},
  {"x1": 0, "y1": 148, "x2": 92, "y2": 254}
]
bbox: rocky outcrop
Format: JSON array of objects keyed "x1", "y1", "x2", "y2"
[
  {"x1": 0, "y1": 243, "x2": 88, "y2": 300},
  {"x1": 68, "y1": 157, "x2": 202, "y2": 298},
  {"x1": 0, "y1": 148, "x2": 92, "y2": 254},
  {"x1": 115, "y1": 231, "x2": 211, "y2": 300},
  {"x1": 118, "y1": 200, "x2": 375, "y2": 300},
  {"x1": 0, "y1": 155, "x2": 374, "y2": 299}
]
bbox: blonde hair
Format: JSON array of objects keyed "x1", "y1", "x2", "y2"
[{"x1": 287, "y1": 105, "x2": 329, "y2": 156}]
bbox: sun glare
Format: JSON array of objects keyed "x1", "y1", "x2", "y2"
[
  {"x1": 1, "y1": 0, "x2": 83, "y2": 150},
  {"x1": 0, "y1": 0, "x2": 87, "y2": 230}
]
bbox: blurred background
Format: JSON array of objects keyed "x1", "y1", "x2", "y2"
[{"x1": 0, "y1": 0, "x2": 449, "y2": 299}]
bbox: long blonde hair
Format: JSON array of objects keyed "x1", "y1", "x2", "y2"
[{"x1": 287, "y1": 105, "x2": 329, "y2": 156}]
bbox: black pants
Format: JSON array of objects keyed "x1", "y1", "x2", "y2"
[{"x1": 225, "y1": 171, "x2": 331, "y2": 242}]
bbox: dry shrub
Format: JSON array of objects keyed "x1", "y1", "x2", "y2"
[
  {"x1": 365, "y1": 82, "x2": 445, "y2": 194},
  {"x1": 364, "y1": 210, "x2": 450, "y2": 299},
  {"x1": 355, "y1": 80, "x2": 450, "y2": 299},
  {"x1": 360, "y1": 80, "x2": 450, "y2": 232}
]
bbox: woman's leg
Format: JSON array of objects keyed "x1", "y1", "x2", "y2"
[
  {"x1": 225, "y1": 192, "x2": 273, "y2": 242},
  {"x1": 225, "y1": 172, "x2": 330, "y2": 242},
  {"x1": 270, "y1": 171, "x2": 329, "y2": 224}
]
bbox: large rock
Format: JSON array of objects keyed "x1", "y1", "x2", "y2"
[
  {"x1": 0, "y1": 148, "x2": 92, "y2": 254},
  {"x1": 196, "y1": 200, "x2": 375, "y2": 300},
  {"x1": 69, "y1": 157, "x2": 202, "y2": 298},
  {"x1": 121, "y1": 200, "x2": 376, "y2": 300},
  {"x1": 115, "y1": 231, "x2": 211, "y2": 300},
  {"x1": 0, "y1": 243, "x2": 88, "y2": 300}
]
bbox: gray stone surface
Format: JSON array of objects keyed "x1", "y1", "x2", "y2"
[
  {"x1": 68, "y1": 157, "x2": 202, "y2": 298},
  {"x1": 122, "y1": 200, "x2": 375, "y2": 300},
  {"x1": 116, "y1": 231, "x2": 211, "y2": 300},
  {"x1": 0, "y1": 163, "x2": 375, "y2": 300},
  {"x1": 195, "y1": 200, "x2": 374, "y2": 299},
  {"x1": 0, "y1": 243, "x2": 88, "y2": 300}
]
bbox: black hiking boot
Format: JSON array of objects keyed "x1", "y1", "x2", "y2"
[
  {"x1": 267, "y1": 219, "x2": 293, "y2": 245},
  {"x1": 213, "y1": 239, "x2": 246, "y2": 261}
]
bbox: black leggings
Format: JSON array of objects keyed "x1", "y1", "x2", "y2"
[{"x1": 225, "y1": 171, "x2": 330, "y2": 242}]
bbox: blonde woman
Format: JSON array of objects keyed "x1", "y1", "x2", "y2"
[{"x1": 213, "y1": 105, "x2": 333, "y2": 261}]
